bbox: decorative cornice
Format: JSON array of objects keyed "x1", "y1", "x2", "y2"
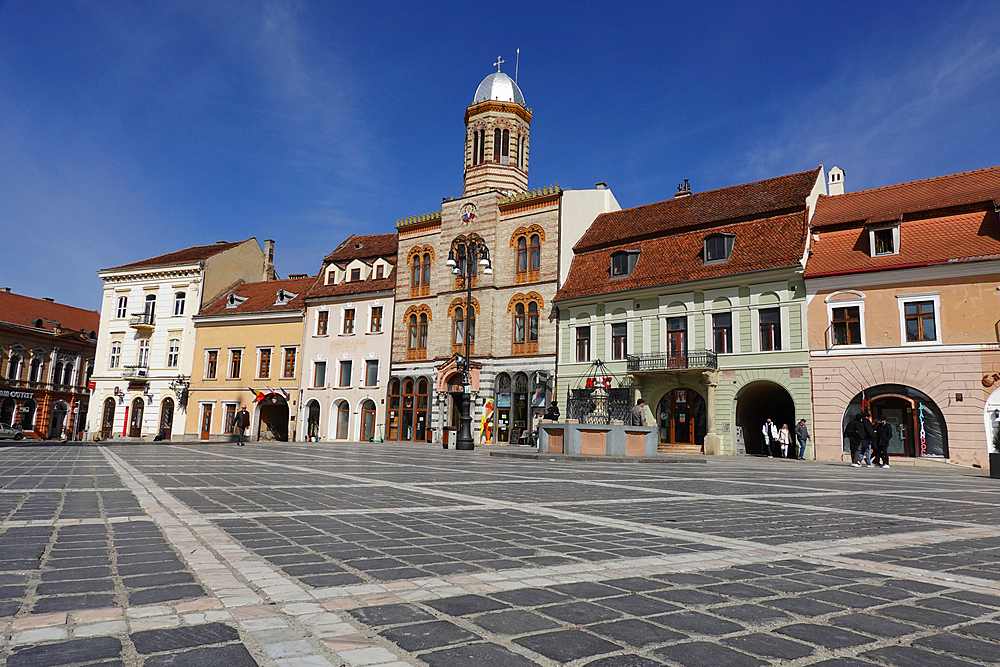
[
  {"x1": 499, "y1": 185, "x2": 561, "y2": 207},
  {"x1": 101, "y1": 268, "x2": 202, "y2": 283},
  {"x1": 397, "y1": 210, "x2": 442, "y2": 230},
  {"x1": 465, "y1": 100, "x2": 532, "y2": 124}
]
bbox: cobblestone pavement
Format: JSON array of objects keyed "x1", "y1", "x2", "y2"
[{"x1": 2, "y1": 443, "x2": 1000, "y2": 666}]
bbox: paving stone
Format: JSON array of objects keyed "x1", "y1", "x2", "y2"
[
  {"x1": 348, "y1": 603, "x2": 436, "y2": 627},
  {"x1": 807, "y1": 660, "x2": 877, "y2": 667},
  {"x1": 550, "y1": 582, "x2": 626, "y2": 599},
  {"x1": 841, "y1": 583, "x2": 915, "y2": 601},
  {"x1": 651, "y1": 611, "x2": 743, "y2": 636},
  {"x1": 132, "y1": 622, "x2": 240, "y2": 654},
  {"x1": 121, "y1": 572, "x2": 197, "y2": 589},
  {"x1": 862, "y1": 645, "x2": 980, "y2": 667},
  {"x1": 514, "y1": 629, "x2": 621, "y2": 663},
  {"x1": 766, "y1": 597, "x2": 843, "y2": 617},
  {"x1": 420, "y1": 642, "x2": 541, "y2": 667},
  {"x1": 943, "y1": 590, "x2": 1000, "y2": 608},
  {"x1": 32, "y1": 593, "x2": 116, "y2": 613},
  {"x1": 916, "y1": 597, "x2": 992, "y2": 617},
  {"x1": 472, "y1": 610, "x2": 559, "y2": 635},
  {"x1": 889, "y1": 580, "x2": 947, "y2": 594},
  {"x1": 833, "y1": 612, "x2": 921, "y2": 638},
  {"x1": 722, "y1": 633, "x2": 815, "y2": 659},
  {"x1": 583, "y1": 657, "x2": 668, "y2": 667},
  {"x1": 589, "y1": 619, "x2": 687, "y2": 647},
  {"x1": 128, "y1": 584, "x2": 205, "y2": 606},
  {"x1": 957, "y1": 621, "x2": 1000, "y2": 641},
  {"x1": 649, "y1": 589, "x2": 729, "y2": 606},
  {"x1": 7, "y1": 636, "x2": 122, "y2": 667},
  {"x1": 879, "y1": 605, "x2": 970, "y2": 628},
  {"x1": 423, "y1": 594, "x2": 509, "y2": 616},
  {"x1": 655, "y1": 641, "x2": 764, "y2": 667},
  {"x1": 489, "y1": 588, "x2": 571, "y2": 607},
  {"x1": 378, "y1": 620, "x2": 481, "y2": 652},
  {"x1": 35, "y1": 579, "x2": 114, "y2": 596},
  {"x1": 776, "y1": 623, "x2": 873, "y2": 649},
  {"x1": 603, "y1": 577, "x2": 670, "y2": 592},
  {"x1": 142, "y1": 643, "x2": 260, "y2": 666},
  {"x1": 539, "y1": 601, "x2": 623, "y2": 625},
  {"x1": 702, "y1": 582, "x2": 774, "y2": 600},
  {"x1": 915, "y1": 632, "x2": 1000, "y2": 661},
  {"x1": 597, "y1": 595, "x2": 680, "y2": 617},
  {"x1": 713, "y1": 604, "x2": 792, "y2": 624},
  {"x1": 653, "y1": 573, "x2": 721, "y2": 586},
  {"x1": 807, "y1": 589, "x2": 884, "y2": 609}
]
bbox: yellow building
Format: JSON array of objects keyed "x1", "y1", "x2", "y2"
[{"x1": 185, "y1": 275, "x2": 317, "y2": 442}]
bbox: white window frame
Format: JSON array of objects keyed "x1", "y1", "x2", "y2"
[
  {"x1": 869, "y1": 224, "x2": 900, "y2": 257},
  {"x1": 368, "y1": 303, "x2": 384, "y2": 334},
  {"x1": 227, "y1": 347, "x2": 244, "y2": 380},
  {"x1": 137, "y1": 339, "x2": 150, "y2": 367},
  {"x1": 173, "y1": 292, "x2": 186, "y2": 316},
  {"x1": 204, "y1": 348, "x2": 220, "y2": 380},
  {"x1": 896, "y1": 293, "x2": 942, "y2": 346},
  {"x1": 315, "y1": 309, "x2": 330, "y2": 337},
  {"x1": 338, "y1": 359, "x2": 353, "y2": 388},
  {"x1": 281, "y1": 346, "x2": 297, "y2": 379},
  {"x1": 312, "y1": 360, "x2": 327, "y2": 389},
  {"x1": 825, "y1": 291, "x2": 866, "y2": 348},
  {"x1": 364, "y1": 358, "x2": 379, "y2": 387},
  {"x1": 166, "y1": 339, "x2": 180, "y2": 368},
  {"x1": 256, "y1": 346, "x2": 273, "y2": 380},
  {"x1": 341, "y1": 305, "x2": 356, "y2": 336},
  {"x1": 109, "y1": 341, "x2": 122, "y2": 369},
  {"x1": 221, "y1": 401, "x2": 239, "y2": 435},
  {"x1": 116, "y1": 296, "x2": 128, "y2": 319}
]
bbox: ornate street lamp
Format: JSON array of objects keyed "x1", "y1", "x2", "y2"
[{"x1": 445, "y1": 233, "x2": 493, "y2": 450}]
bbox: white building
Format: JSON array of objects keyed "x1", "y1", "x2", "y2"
[
  {"x1": 88, "y1": 239, "x2": 270, "y2": 440},
  {"x1": 299, "y1": 233, "x2": 396, "y2": 442}
]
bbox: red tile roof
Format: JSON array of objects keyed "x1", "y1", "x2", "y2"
[
  {"x1": 305, "y1": 270, "x2": 396, "y2": 300},
  {"x1": 557, "y1": 211, "x2": 808, "y2": 301},
  {"x1": 324, "y1": 233, "x2": 398, "y2": 264},
  {"x1": 198, "y1": 276, "x2": 319, "y2": 316},
  {"x1": 0, "y1": 291, "x2": 100, "y2": 337},
  {"x1": 574, "y1": 168, "x2": 821, "y2": 252},
  {"x1": 103, "y1": 240, "x2": 253, "y2": 271},
  {"x1": 811, "y1": 165, "x2": 1000, "y2": 229}
]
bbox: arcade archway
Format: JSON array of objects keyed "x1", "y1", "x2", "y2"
[
  {"x1": 843, "y1": 384, "x2": 947, "y2": 458},
  {"x1": 736, "y1": 381, "x2": 795, "y2": 456},
  {"x1": 257, "y1": 394, "x2": 289, "y2": 441}
]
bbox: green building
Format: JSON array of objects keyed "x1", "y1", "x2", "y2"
[{"x1": 554, "y1": 168, "x2": 826, "y2": 456}]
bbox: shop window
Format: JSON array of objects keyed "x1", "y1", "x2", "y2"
[{"x1": 336, "y1": 402, "x2": 350, "y2": 439}]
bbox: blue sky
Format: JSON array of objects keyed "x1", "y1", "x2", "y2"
[{"x1": 2, "y1": 1, "x2": 999, "y2": 309}]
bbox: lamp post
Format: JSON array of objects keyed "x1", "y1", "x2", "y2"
[{"x1": 446, "y1": 234, "x2": 493, "y2": 450}]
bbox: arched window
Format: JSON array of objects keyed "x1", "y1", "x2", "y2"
[
  {"x1": 63, "y1": 363, "x2": 74, "y2": 386},
  {"x1": 6, "y1": 352, "x2": 22, "y2": 380},
  {"x1": 517, "y1": 134, "x2": 525, "y2": 169},
  {"x1": 402, "y1": 379, "x2": 415, "y2": 441},
  {"x1": 416, "y1": 378, "x2": 428, "y2": 441},
  {"x1": 528, "y1": 301, "x2": 539, "y2": 342},
  {"x1": 501, "y1": 129, "x2": 510, "y2": 162},
  {"x1": 336, "y1": 402, "x2": 350, "y2": 440},
  {"x1": 510, "y1": 293, "x2": 544, "y2": 355},
  {"x1": 529, "y1": 234, "x2": 541, "y2": 271},
  {"x1": 408, "y1": 314, "x2": 419, "y2": 357},
  {"x1": 53, "y1": 361, "x2": 63, "y2": 385},
  {"x1": 405, "y1": 306, "x2": 431, "y2": 360},
  {"x1": 419, "y1": 313, "x2": 428, "y2": 351},
  {"x1": 511, "y1": 226, "x2": 545, "y2": 284},
  {"x1": 471, "y1": 130, "x2": 479, "y2": 166},
  {"x1": 455, "y1": 245, "x2": 477, "y2": 290},
  {"x1": 361, "y1": 400, "x2": 376, "y2": 441},
  {"x1": 514, "y1": 303, "x2": 526, "y2": 343},
  {"x1": 454, "y1": 307, "x2": 464, "y2": 345},
  {"x1": 28, "y1": 356, "x2": 42, "y2": 383},
  {"x1": 494, "y1": 128, "x2": 502, "y2": 163},
  {"x1": 412, "y1": 256, "x2": 421, "y2": 289},
  {"x1": 422, "y1": 253, "x2": 431, "y2": 288},
  {"x1": 517, "y1": 237, "x2": 528, "y2": 278}
]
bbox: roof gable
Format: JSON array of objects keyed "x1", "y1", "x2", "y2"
[
  {"x1": 324, "y1": 233, "x2": 398, "y2": 264},
  {"x1": 198, "y1": 276, "x2": 319, "y2": 316},
  {"x1": 102, "y1": 240, "x2": 253, "y2": 272}
]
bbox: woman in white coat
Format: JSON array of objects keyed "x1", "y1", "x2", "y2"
[{"x1": 777, "y1": 423, "x2": 792, "y2": 458}]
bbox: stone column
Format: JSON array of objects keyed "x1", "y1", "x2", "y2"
[{"x1": 702, "y1": 369, "x2": 723, "y2": 455}]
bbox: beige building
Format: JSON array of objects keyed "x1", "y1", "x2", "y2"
[
  {"x1": 806, "y1": 166, "x2": 1000, "y2": 467},
  {"x1": 185, "y1": 275, "x2": 316, "y2": 442}
]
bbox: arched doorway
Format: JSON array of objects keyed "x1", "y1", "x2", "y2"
[
  {"x1": 657, "y1": 388, "x2": 707, "y2": 447},
  {"x1": 19, "y1": 399, "x2": 36, "y2": 431},
  {"x1": 447, "y1": 373, "x2": 463, "y2": 430},
  {"x1": 306, "y1": 400, "x2": 320, "y2": 440},
  {"x1": 0, "y1": 398, "x2": 13, "y2": 426},
  {"x1": 257, "y1": 393, "x2": 289, "y2": 441},
  {"x1": 50, "y1": 402, "x2": 69, "y2": 439},
  {"x1": 844, "y1": 384, "x2": 947, "y2": 458},
  {"x1": 387, "y1": 379, "x2": 401, "y2": 440},
  {"x1": 511, "y1": 373, "x2": 530, "y2": 443},
  {"x1": 333, "y1": 400, "x2": 350, "y2": 440},
  {"x1": 495, "y1": 373, "x2": 511, "y2": 443},
  {"x1": 736, "y1": 381, "x2": 795, "y2": 456},
  {"x1": 101, "y1": 398, "x2": 116, "y2": 440},
  {"x1": 361, "y1": 400, "x2": 376, "y2": 441},
  {"x1": 128, "y1": 398, "x2": 144, "y2": 438},
  {"x1": 159, "y1": 398, "x2": 174, "y2": 440}
]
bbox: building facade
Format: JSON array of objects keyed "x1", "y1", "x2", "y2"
[
  {"x1": 299, "y1": 233, "x2": 396, "y2": 443},
  {"x1": 0, "y1": 289, "x2": 99, "y2": 439},
  {"x1": 806, "y1": 166, "x2": 1000, "y2": 467},
  {"x1": 555, "y1": 169, "x2": 826, "y2": 456},
  {"x1": 88, "y1": 239, "x2": 270, "y2": 440},
  {"x1": 186, "y1": 275, "x2": 315, "y2": 442},
  {"x1": 388, "y1": 65, "x2": 619, "y2": 445}
]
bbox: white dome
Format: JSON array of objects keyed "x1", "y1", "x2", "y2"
[{"x1": 473, "y1": 72, "x2": 525, "y2": 106}]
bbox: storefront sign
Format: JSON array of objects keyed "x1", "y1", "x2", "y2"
[
  {"x1": 983, "y1": 372, "x2": 1000, "y2": 388},
  {"x1": 0, "y1": 389, "x2": 33, "y2": 400},
  {"x1": 584, "y1": 377, "x2": 613, "y2": 389}
]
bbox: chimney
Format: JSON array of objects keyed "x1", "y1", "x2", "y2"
[
  {"x1": 43, "y1": 297, "x2": 55, "y2": 302},
  {"x1": 595, "y1": 182, "x2": 607, "y2": 190},
  {"x1": 0, "y1": 287, "x2": 10, "y2": 293},
  {"x1": 674, "y1": 178, "x2": 692, "y2": 198},
  {"x1": 287, "y1": 273, "x2": 308, "y2": 279},
  {"x1": 264, "y1": 239, "x2": 277, "y2": 281},
  {"x1": 215, "y1": 240, "x2": 228, "y2": 244},
  {"x1": 828, "y1": 166, "x2": 845, "y2": 196}
]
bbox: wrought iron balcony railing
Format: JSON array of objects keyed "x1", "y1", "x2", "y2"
[
  {"x1": 129, "y1": 312, "x2": 155, "y2": 328},
  {"x1": 121, "y1": 364, "x2": 149, "y2": 379},
  {"x1": 626, "y1": 350, "x2": 718, "y2": 372}
]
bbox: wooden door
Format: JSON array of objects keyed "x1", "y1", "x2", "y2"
[
  {"x1": 128, "y1": 398, "x2": 144, "y2": 438},
  {"x1": 101, "y1": 398, "x2": 115, "y2": 439},
  {"x1": 200, "y1": 404, "x2": 212, "y2": 440},
  {"x1": 159, "y1": 398, "x2": 174, "y2": 440}
]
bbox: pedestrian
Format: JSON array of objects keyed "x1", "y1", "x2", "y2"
[
  {"x1": 761, "y1": 418, "x2": 779, "y2": 458},
  {"x1": 794, "y1": 419, "x2": 810, "y2": 460},
  {"x1": 234, "y1": 404, "x2": 250, "y2": 446},
  {"x1": 844, "y1": 414, "x2": 863, "y2": 463},
  {"x1": 543, "y1": 400, "x2": 560, "y2": 421},
  {"x1": 873, "y1": 417, "x2": 892, "y2": 468},
  {"x1": 631, "y1": 399, "x2": 647, "y2": 426},
  {"x1": 853, "y1": 412, "x2": 875, "y2": 467},
  {"x1": 778, "y1": 423, "x2": 791, "y2": 458}
]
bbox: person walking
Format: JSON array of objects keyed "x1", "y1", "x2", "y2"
[
  {"x1": 631, "y1": 399, "x2": 647, "y2": 426},
  {"x1": 853, "y1": 412, "x2": 875, "y2": 467},
  {"x1": 844, "y1": 414, "x2": 863, "y2": 464},
  {"x1": 794, "y1": 419, "x2": 810, "y2": 460},
  {"x1": 762, "y1": 418, "x2": 779, "y2": 458},
  {"x1": 873, "y1": 417, "x2": 892, "y2": 468},
  {"x1": 234, "y1": 405, "x2": 250, "y2": 446},
  {"x1": 777, "y1": 423, "x2": 791, "y2": 458}
]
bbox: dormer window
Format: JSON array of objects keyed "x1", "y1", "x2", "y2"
[
  {"x1": 226, "y1": 293, "x2": 248, "y2": 309},
  {"x1": 704, "y1": 234, "x2": 735, "y2": 264},
  {"x1": 610, "y1": 250, "x2": 640, "y2": 278},
  {"x1": 273, "y1": 290, "x2": 298, "y2": 306},
  {"x1": 870, "y1": 226, "x2": 899, "y2": 256},
  {"x1": 376, "y1": 265, "x2": 384, "y2": 279},
  {"x1": 351, "y1": 268, "x2": 361, "y2": 281}
]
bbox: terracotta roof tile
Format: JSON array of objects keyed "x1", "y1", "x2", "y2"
[
  {"x1": 575, "y1": 168, "x2": 821, "y2": 251},
  {"x1": 305, "y1": 270, "x2": 396, "y2": 299},
  {"x1": 557, "y1": 211, "x2": 807, "y2": 301},
  {"x1": 324, "y1": 233, "x2": 398, "y2": 264},
  {"x1": 102, "y1": 240, "x2": 254, "y2": 271},
  {"x1": 0, "y1": 291, "x2": 100, "y2": 336},
  {"x1": 812, "y1": 165, "x2": 1000, "y2": 228},
  {"x1": 198, "y1": 276, "x2": 319, "y2": 316}
]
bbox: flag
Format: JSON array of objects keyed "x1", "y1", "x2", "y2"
[
  {"x1": 279, "y1": 386, "x2": 290, "y2": 400},
  {"x1": 860, "y1": 388, "x2": 867, "y2": 415}
]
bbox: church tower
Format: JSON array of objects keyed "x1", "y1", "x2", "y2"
[{"x1": 463, "y1": 57, "x2": 530, "y2": 196}]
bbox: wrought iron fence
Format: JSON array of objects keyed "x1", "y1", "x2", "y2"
[{"x1": 566, "y1": 384, "x2": 634, "y2": 425}]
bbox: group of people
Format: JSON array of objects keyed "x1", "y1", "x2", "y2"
[
  {"x1": 844, "y1": 412, "x2": 892, "y2": 468},
  {"x1": 761, "y1": 418, "x2": 811, "y2": 459}
]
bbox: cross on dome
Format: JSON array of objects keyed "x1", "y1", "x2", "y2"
[{"x1": 493, "y1": 55, "x2": 504, "y2": 72}]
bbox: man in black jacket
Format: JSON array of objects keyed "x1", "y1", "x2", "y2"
[
  {"x1": 853, "y1": 413, "x2": 875, "y2": 467},
  {"x1": 234, "y1": 405, "x2": 250, "y2": 446},
  {"x1": 873, "y1": 417, "x2": 893, "y2": 468},
  {"x1": 844, "y1": 414, "x2": 863, "y2": 464}
]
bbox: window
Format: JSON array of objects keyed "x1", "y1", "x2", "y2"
[
  {"x1": 871, "y1": 227, "x2": 898, "y2": 256},
  {"x1": 317, "y1": 311, "x2": 329, "y2": 336},
  {"x1": 282, "y1": 348, "x2": 296, "y2": 378},
  {"x1": 904, "y1": 300, "x2": 936, "y2": 342},
  {"x1": 63, "y1": 363, "x2": 74, "y2": 386},
  {"x1": 258, "y1": 348, "x2": 271, "y2": 378},
  {"x1": 517, "y1": 237, "x2": 527, "y2": 278},
  {"x1": 455, "y1": 306, "x2": 466, "y2": 344},
  {"x1": 313, "y1": 361, "x2": 326, "y2": 388},
  {"x1": 576, "y1": 326, "x2": 591, "y2": 362},
  {"x1": 6, "y1": 351, "x2": 22, "y2": 380},
  {"x1": 528, "y1": 302, "x2": 538, "y2": 343},
  {"x1": 109, "y1": 342, "x2": 121, "y2": 369},
  {"x1": 667, "y1": 317, "x2": 687, "y2": 357},
  {"x1": 412, "y1": 256, "x2": 421, "y2": 290},
  {"x1": 205, "y1": 350, "x2": 218, "y2": 379},
  {"x1": 29, "y1": 356, "x2": 42, "y2": 382},
  {"x1": 223, "y1": 404, "x2": 237, "y2": 435},
  {"x1": 336, "y1": 402, "x2": 350, "y2": 439},
  {"x1": 407, "y1": 311, "x2": 429, "y2": 360},
  {"x1": 610, "y1": 250, "x2": 640, "y2": 277},
  {"x1": 339, "y1": 360, "x2": 353, "y2": 387},
  {"x1": 137, "y1": 340, "x2": 150, "y2": 367},
  {"x1": 116, "y1": 296, "x2": 128, "y2": 319},
  {"x1": 514, "y1": 304, "x2": 526, "y2": 342},
  {"x1": 370, "y1": 306, "x2": 383, "y2": 333},
  {"x1": 517, "y1": 133, "x2": 525, "y2": 169},
  {"x1": 365, "y1": 360, "x2": 379, "y2": 387},
  {"x1": 529, "y1": 234, "x2": 541, "y2": 271},
  {"x1": 53, "y1": 361, "x2": 63, "y2": 384},
  {"x1": 474, "y1": 128, "x2": 485, "y2": 165},
  {"x1": 704, "y1": 234, "x2": 735, "y2": 263},
  {"x1": 167, "y1": 339, "x2": 180, "y2": 368},
  {"x1": 501, "y1": 128, "x2": 510, "y2": 163},
  {"x1": 351, "y1": 268, "x2": 361, "y2": 281},
  {"x1": 422, "y1": 253, "x2": 431, "y2": 288},
  {"x1": 713, "y1": 313, "x2": 733, "y2": 354},
  {"x1": 420, "y1": 313, "x2": 428, "y2": 350},
  {"x1": 343, "y1": 308, "x2": 355, "y2": 334},
  {"x1": 173, "y1": 292, "x2": 186, "y2": 316},
  {"x1": 611, "y1": 323, "x2": 627, "y2": 360},
  {"x1": 832, "y1": 306, "x2": 861, "y2": 345},
  {"x1": 494, "y1": 128, "x2": 502, "y2": 163},
  {"x1": 759, "y1": 308, "x2": 781, "y2": 351},
  {"x1": 228, "y1": 349, "x2": 242, "y2": 379},
  {"x1": 376, "y1": 265, "x2": 384, "y2": 279},
  {"x1": 144, "y1": 294, "x2": 156, "y2": 315}
]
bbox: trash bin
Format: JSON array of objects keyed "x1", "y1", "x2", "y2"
[
  {"x1": 426, "y1": 428, "x2": 434, "y2": 444},
  {"x1": 443, "y1": 427, "x2": 456, "y2": 449}
]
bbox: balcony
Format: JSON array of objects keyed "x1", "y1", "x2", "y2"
[
  {"x1": 121, "y1": 364, "x2": 149, "y2": 379},
  {"x1": 627, "y1": 350, "x2": 718, "y2": 373},
  {"x1": 129, "y1": 312, "x2": 155, "y2": 330}
]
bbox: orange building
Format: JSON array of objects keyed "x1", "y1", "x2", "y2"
[{"x1": 805, "y1": 166, "x2": 1000, "y2": 468}]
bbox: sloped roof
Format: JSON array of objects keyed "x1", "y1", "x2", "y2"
[
  {"x1": 103, "y1": 240, "x2": 252, "y2": 271},
  {"x1": 198, "y1": 276, "x2": 319, "y2": 316},
  {"x1": 557, "y1": 211, "x2": 808, "y2": 301},
  {"x1": 0, "y1": 291, "x2": 100, "y2": 337},
  {"x1": 575, "y1": 168, "x2": 821, "y2": 251},
  {"x1": 324, "y1": 233, "x2": 398, "y2": 264},
  {"x1": 811, "y1": 165, "x2": 1000, "y2": 228},
  {"x1": 305, "y1": 269, "x2": 396, "y2": 300}
]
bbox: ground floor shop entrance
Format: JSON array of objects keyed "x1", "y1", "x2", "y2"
[
  {"x1": 843, "y1": 384, "x2": 947, "y2": 458},
  {"x1": 387, "y1": 377, "x2": 429, "y2": 442},
  {"x1": 657, "y1": 388, "x2": 706, "y2": 447},
  {"x1": 257, "y1": 394, "x2": 289, "y2": 441}
]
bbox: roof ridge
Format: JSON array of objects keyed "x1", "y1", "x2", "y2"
[{"x1": 820, "y1": 164, "x2": 1000, "y2": 199}]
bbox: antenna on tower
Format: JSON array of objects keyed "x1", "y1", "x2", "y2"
[{"x1": 515, "y1": 48, "x2": 520, "y2": 83}]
